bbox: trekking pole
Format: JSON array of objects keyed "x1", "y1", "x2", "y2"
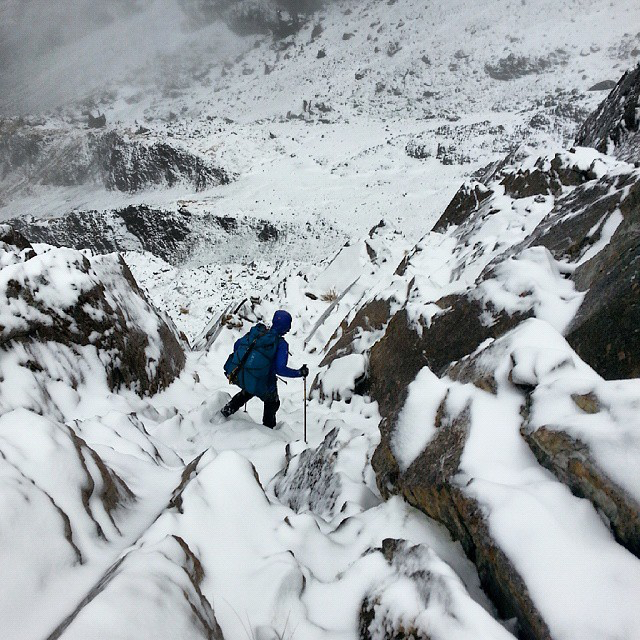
[{"x1": 303, "y1": 376, "x2": 307, "y2": 444}]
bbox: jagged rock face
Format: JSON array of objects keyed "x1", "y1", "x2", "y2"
[
  {"x1": 368, "y1": 301, "x2": 527, "y2": 420},
  {"x1": 272, "y1": 428, "x2": 344, "y2": 517},
  {"x1": 10, "y1": 206, "x2": 194, "y2": 264},
  {"x1": 8, "y1": 206, "x2": 299, "y2": 267},
  {"x1": 0, "y1": 122, "x2": 228, "y2": 195},
  {"x1": 358, "y1": 142, "x2": 640, "y2": 638},
  {"x1": 0, "y1": 226, "x2": 185, "y2": 396},
  {"x1": 432, "y1": 182, "x2": 492, "y2": 232},
  {"x1": 565, "y1": 178, "x2": 640, "y2": 379},
  {"x1": 270, "y1": 421, "x2": 378, "y2": 518},
  {"x1": 96, "y1": 131, "x2": 228, "y2": 192},
  {"x1": 574, "y1": 64, "x2": 640, "y2": 163},
  {"x1": 319, "y1": 298, "x2": 391, "y2": 368}
]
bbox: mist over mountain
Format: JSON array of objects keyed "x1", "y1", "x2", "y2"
[{"x1": 0, "y1": 0, "x2": 331, "y2": 115}]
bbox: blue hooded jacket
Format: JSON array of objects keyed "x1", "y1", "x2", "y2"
[{"x1": 269, "y1": 310, "x2": 302, "y2": 385}]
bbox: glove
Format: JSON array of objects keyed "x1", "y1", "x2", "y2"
[{"x1": 299, "y1": 364, "x2": 309, "y2": 378}]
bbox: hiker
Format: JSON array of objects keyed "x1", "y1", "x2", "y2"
[{"x1": 221, "y1": 310, "x2": 309, "y2": 428}]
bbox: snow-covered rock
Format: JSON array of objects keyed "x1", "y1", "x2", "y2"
[
  {"x1": 575, "y1": 64, "x2": 640, "y2": 163},
  {"x1": 0, "y1": 226, "x2": 185, "y2": 401},
  {"x1": 0, "y1": 123, "x2": 228, "y2": 196}
]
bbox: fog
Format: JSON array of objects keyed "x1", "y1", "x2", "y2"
[{"x1": 0, "y1": 0, "x2": 325, "y2": 116}]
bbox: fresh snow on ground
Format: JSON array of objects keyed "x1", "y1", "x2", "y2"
[{"x1": 2, "y1": 0, "x2": 640, "y2": 638}]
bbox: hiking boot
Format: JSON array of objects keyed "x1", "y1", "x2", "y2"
[{"x1": 220, "y1": 404, "x2": 233, "y2": 419}]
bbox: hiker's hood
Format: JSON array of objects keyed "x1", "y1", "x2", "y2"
[{"x1": 271, "y1": 310, "x2": 292, "y2": 335}]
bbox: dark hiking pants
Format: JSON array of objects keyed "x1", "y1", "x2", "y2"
[{"x1": 221, "y1": 389, "x2": 280, "y2": 428}]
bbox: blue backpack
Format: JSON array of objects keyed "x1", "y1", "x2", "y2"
[{"x1": 224, "y1": 323, "x2": 280, "y2": 399}]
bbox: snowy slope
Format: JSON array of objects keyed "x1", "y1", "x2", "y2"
[{"x1": 1, "y1": 1, "x2": 640, "y2": 639}]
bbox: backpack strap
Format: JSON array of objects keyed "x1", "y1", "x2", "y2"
[{"x1": 227, "y1": 326, "x2": 267, "y2": 384}]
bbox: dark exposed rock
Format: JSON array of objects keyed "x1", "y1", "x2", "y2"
[
  {"x1": 0, "y1": 228, "x2": 185, "y2": 395},
  {"x1": 272, "y1": 427, "x2": 343, "y2": 518},
  {"x1": 258, "y1": 222, "x2": 279, "y2": 242},
  {"x1": 432, "y1": 182, "x2": 492, "y2": 231},
  {"x1": 565, "y1": 177, "x2": 640, "y2": 379},
  {"x1": 310, "y1": 22, "x2": 323, "y2": 41},
  {"x1": 0, "y1": 224, "x2": 36, "y2": 259},
  {"x1": 10, "y1": 205, "x2": 193, "y2": 264},
  {"x1": 0, "y1": 123, "x2": 228, "y2": 195},
  {"x1": 588, "y1": 80, "x2": 617, "y2": 91},
  {"x1": 484, "y1": 50, "x2": 569, "y2": 81},
  {"x1": 368, "y1": 300, "x2": 528, "y2": 420},
  {"x1": 372, "y1": 400, "x2": 550, "y2": 640},
  {"x1": 575, "y1": 65, "x2": 640, "y2": 163},
  {"x1": 96, "y1": 131, "x2": 228, "y2": 193},
  {"x1": 319, "y1": 297, "x2": 391, "y2": 368},
  {"x1": 500, "y1": 153, "x2": 594, "y2": 200},
  {"x1": 360, "y1": 539, "x2": 493, "y2": 640},
  {"x1": 87, "y1": 113, "x2": 107, "y2": 129},
  {"x1": 405, "y1": 139, "x2": 432, "y2": 160},
  {"x1": 523, "y1": 425, "x2": 640, "y2": 560}
]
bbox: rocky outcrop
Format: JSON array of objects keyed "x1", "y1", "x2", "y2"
[
  {"x1": 575, "y1": 64, "x2": 640, "y2": 163},
  {"x1": 372, "y1": 392, "x2": 551, "y2": 640},
  {"x1": 522, "y1": 425, "x2": 640, "y2": 559},
  {"x1": 9, "y1": 207, "x2": 298, "y2": 266},
  {"x1": 0, "y1": 122, "x2": 228, "y2": 195},
  {"x1": 432, "y1": 182, "x2": 492, "y2": 232},
  {"x1": 368, "y1": 300, "x2": 527, "y2": 420},
  {"x1": 0, "y1": 226, "x2": 185, "y2": 395},
  {"x1": 10, "y1": 206, "x2": 194, "y2": 264},
  {"x1": 484, "y1": 50, "x2": 569, "y2": 81},
  {"x1": 272, "y1": 427, "x2": 345, "y2": 518},
  {"x1": 319, "y1": 297, "x2": 391, "y2": 368},
  {"x1": 564, "y1": 178, "x2": 640, "y2": 379},
  {"x1": 363, "y1": 134, "x2": 640, "y2": 637}
]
